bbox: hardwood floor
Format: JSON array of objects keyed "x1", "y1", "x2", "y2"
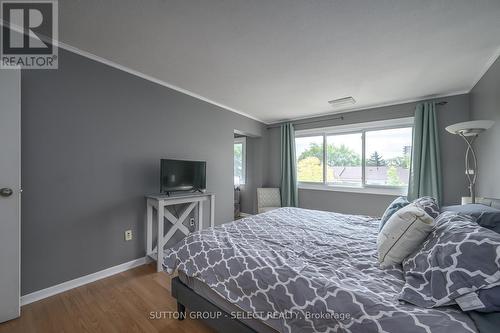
[{"x1": 0, "y1": 264, "x2": 215, "y2": 333}]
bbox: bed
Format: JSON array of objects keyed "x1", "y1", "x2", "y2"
[{"x1": 163, "y1": 207, "x2": 485, "y2": 333}]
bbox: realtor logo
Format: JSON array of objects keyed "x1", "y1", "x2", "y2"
[{"x1": 1, "y1": 0, "x2": 58, "y2": 69}]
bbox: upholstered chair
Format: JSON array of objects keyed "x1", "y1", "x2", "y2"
[{"x1": 257, "y1": 188, "x2": 281, "y2": 214}]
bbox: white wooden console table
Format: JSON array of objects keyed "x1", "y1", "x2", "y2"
[{"x1": 146, "y1": 192, "x2": 215, "y2": 272}]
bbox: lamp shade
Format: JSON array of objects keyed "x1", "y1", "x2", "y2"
[{"x1": 445, "y1": 120, "x2": 495, "y2": 136}]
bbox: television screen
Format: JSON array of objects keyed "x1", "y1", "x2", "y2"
[{"x1": 160, "y1": 159, "x2": 206, "y2": 193}]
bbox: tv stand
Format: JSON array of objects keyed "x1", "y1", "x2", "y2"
[
  {"x1": 163, "y1": 189, "x2": 205, "y2": 197},
  {"x1": 145, "y1": 192, "x2": 215, "y2": 272}
]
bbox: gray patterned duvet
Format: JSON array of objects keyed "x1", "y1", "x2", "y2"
[{"x1": 163, "y1": 207, "x2": 477, "y2": 333}]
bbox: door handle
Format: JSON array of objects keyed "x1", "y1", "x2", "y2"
[{"x1": 0, "y1": 188, "x2": 13, "y2": 197}]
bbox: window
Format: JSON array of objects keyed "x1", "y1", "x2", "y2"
[
  {"x1": 295, "y1": 117, "x2": 413, "y2": 194},
  {"x1": 365, "y1": 127, "x2": 412, "y2": 186},
  {"x1": 234, "y1": 137, "x2": 246, "y2": 185},
  {"x1": 326, "y1": 133, "x2": 362, "y2": 186},
  {"x1": 295, "y1": 136, "x2": 323, "y2": 183}
]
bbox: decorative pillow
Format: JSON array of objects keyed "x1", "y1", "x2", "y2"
[
  {"x1": 441, "y1": 204, "x2": 500, "y2": 234},
  {"x1": 377, "y1": 203, "x2": 434, "y2": 267},
  {"x1": 379, "y1": 196, "x2": 410, "y2": 231},
  {"x1": 412, "y1": 196, "x2": 440, "y2": 218},
  {"x1": 399, "y1": 212, "x2": 500, "y2": 311}
]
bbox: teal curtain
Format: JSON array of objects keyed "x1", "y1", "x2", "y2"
[
  {"x1": 408, "y1": 102, "x2": 442, "y2": 204},
  {"x1": 280, "y1": 123, "x2": 298, "y2": 207}
]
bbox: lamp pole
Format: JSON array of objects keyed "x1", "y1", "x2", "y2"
[
  {"x1": 458, "y1": 133, "x2": 478, "y2": 204},
  {"x1": 446, "y1": 120, "x2": 495, "y2": 205}
]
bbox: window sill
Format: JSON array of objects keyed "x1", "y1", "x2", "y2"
[{"x1": 298, "y1": 183, "x2": 407, "y2": 196}]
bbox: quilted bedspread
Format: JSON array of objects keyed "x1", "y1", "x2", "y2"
[{"x1": 163, "y1": 207, "x2": 477, "y2": 333}]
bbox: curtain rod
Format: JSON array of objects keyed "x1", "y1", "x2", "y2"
[
  {"x1": 266, "y1": 101, "x2": 448, "y2": 129},
  {"x1": 266, "y1": 115, "x2": 345, "y2": 129}
]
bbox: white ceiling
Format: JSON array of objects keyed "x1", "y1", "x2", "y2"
[{"x1": 59, "y1": 0, "x2": 500, "y2": 124}]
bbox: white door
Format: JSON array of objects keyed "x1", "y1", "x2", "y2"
[{"x1": 0, "y1": 68, "x2": 21, "y2": 322}]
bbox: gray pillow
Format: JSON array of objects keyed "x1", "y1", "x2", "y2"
[
  {"x1": 441, "y1": 203, "x2": 500, "y2": 217},
  {"x1": 379, "y1": 196, "x2": 409, "y2": 231},
  {"x1": 441, "y1": 204, "x2": 500, "y2": 234},
  {"x1": 399, "y1": 212, "x2": 500, "y2": 312},
  {"x1": 412, "y1": 196, "x2": 440, "y2": 219}
]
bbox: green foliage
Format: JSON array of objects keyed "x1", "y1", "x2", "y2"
[
  {"x1": 299, "y1": 143, "x2": 323, "y2": 161},
  {"x1": 234, "y1": 143, "x2": 243, "y2": 179},
  {"x1": 298, "y1": 143, "x2": 360, "y2": 167},
  {"x1": 297, "y1": 156, "x2": 323, "y2": 182},
  {"x1": 387, "y1": 155, "x2": 410, "y2": 169},
  {"x1": 297, "y1": 142, "x2": 411, "y2": 186},
  {"x1": 327, "y1": 144, "x2": 361, "y2": 167},
  {"x1": 387, "y1": 165, "x2": 402, "y2": 186},
  {"x1": 366, "y1": 151, "x2": 386, "y2": 167}
]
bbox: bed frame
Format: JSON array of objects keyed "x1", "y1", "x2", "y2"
[{"x1": 171, "y1": 277, "x2": 258, "y2": 333}]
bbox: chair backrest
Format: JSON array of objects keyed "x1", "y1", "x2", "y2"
[{"x1": 257, "y1": 188, "x2": 281, "y2": 209}]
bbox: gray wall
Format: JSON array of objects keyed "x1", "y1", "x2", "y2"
[
  {"x1": 470, "y1": 56, "x2": 500, "y2": 199},
  {"x1": 21, "y1": 49, "x2": 265, "y2": 295},
  {"x1": 265, "y1": 94, "x2": 471, "y2": 216}
]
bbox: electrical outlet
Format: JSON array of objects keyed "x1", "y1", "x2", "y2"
[
  {"x1": 189, "y1": 218, "x2": 195, "y2": 227},
  {"x1": 124, "y1": 230, "x2": 133, "y2": 241}
]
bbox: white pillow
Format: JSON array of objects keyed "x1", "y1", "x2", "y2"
[{"x1": 377, "y1": 203, "x2": 435, "y2": 267}]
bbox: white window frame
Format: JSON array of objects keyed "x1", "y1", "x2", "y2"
[
  {"x1": 295, "y1": 117, "x2": 414, "y2": 196},
  {"x1": 234, "y1": 137, "x2": 246, "y2": 185}
]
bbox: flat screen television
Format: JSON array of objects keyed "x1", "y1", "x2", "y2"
[{"x1": 160, "y1": 159, "x2": 206, "y2": 194}]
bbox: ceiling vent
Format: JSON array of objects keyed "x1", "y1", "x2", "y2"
[{"x1": 328, "y1": 96, "x2": 356, "y2": 107}]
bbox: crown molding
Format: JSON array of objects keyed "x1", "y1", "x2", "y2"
[
  {"x1": 57, "y1": 42, "x2": 266, "y2": 124},
  {"x1": 266, "y1": 90, "x2": 469, "y2": 126},
  {"x1": 469, "y1": 46, "x2": 500, "y2": 91},
  {"x1": 0, "y1": 20, "x2": 265, "y2": 123}
]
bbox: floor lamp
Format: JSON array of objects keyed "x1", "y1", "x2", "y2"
[{"x1": 445, "y1": 120, "x2": 494, "y2": 204}]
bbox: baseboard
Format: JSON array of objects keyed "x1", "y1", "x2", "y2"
[{"x1": 20, "y1": 256, "x2": 151, "y2": 306}]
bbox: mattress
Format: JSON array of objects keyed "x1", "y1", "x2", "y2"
[
  {"x1": 164, "y1": 207, "x2": 478, "y2": 333},
  {"x1": 178, "y1": 269, "x2": 279, "y2": 333}
]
